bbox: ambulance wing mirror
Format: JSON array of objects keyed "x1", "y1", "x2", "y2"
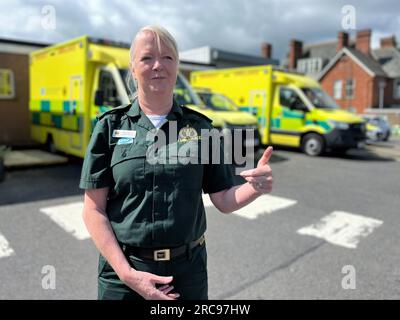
[{"x1": 94, "y1": 89, "x2": 104, "y2": 106}]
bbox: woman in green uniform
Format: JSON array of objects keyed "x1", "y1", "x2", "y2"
[{"x1": 80, "y1": 25, "x2": 274, "y2": 300}]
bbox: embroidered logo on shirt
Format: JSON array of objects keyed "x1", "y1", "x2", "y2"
[{"x1": 117, "y1": 137, "x2": 134, "y2": 145}]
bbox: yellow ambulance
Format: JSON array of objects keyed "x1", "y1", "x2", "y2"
[
  {"x1": 29, "y1": 35, "x2": 231, "y2": 157},
  {"x1": 191, "y1": 65, "x2": 367, "y2": 156},
  {"x1": 194, "y1": 88, "x2": 261, "y2": 149}
]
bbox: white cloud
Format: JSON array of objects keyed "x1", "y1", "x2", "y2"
[{"x1": 0, "y1": 0, "x2": 399, "y2": 60}]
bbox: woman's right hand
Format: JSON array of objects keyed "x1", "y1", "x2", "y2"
[{"x1": 123, "y1": 269, "x2": 180, "y2": 300}]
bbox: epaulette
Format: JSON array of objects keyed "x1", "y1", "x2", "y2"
[
  {"x1": 97, "y1": 104, "x2": 132, "y2": 120},
  {"x1": 180, "y1": 105, "x2": 212, "y2": 123}
]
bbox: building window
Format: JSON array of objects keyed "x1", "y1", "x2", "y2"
[
  {"x1": 296, "y1": 58, "x2": 323, "y2": 74},
  {"x1": 0, "y1": 68, "x2": 15, "y2": 99},
  {"x1": 345, "y1": 78, "x2": 355, "y2": 99},
  {"x1": 333, "y1": 80, "x2": 342, "y2": 99},
  {"x1": 394, "y1": 78, "x2": 400, "y2": 99}
]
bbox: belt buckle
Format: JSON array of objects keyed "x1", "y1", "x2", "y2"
[
  {"x1": 154, "y1": 249, "x2": 170, "y2": 261},
  {"x1": 199, "y1": 236, "x2": 205, "y2": 246}
]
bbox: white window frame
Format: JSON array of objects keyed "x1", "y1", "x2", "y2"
[
  {"x1": 297, "y1": 58, "x2": 323, "y2": 74},
  {"x1": 393, "y1": 78, "x2": 400, "y2": 99},
  {"x1": 345, "y1": 78, "x2": 355, "y2": 99},
  {"x1": 333, "y1": 80, "x2": 342, "y2": 99},
  {"x1": 297, "y1": 60, "x2": 306, "y2": 73},
  {"x1": 0, "y1": 68, "x2": 16, "y2": 99}
]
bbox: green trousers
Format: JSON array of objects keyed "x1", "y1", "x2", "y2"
[{"x1": 98, "y1": 243, "x2": 208, "y2": 300}]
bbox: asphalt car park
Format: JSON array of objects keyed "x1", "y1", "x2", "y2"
[{"x1": 0, "y1": 141, "x2": 399, "y2": 299}]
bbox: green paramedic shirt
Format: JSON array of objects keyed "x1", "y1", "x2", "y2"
[{"x1": 79, "y1": 99, "x2": 235, "y2": 247}]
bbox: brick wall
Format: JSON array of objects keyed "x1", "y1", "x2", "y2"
[
  {"x1": 320, "y1": 55, "x2": 375, "y2": 113},
  {"x1": 0, "y1": 52, "x2": 31, "y2": 145}
]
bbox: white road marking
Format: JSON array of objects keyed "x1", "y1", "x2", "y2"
[
  {"x1": 202, "y1": 194, "x2": 297, "y2": 219},
  {"x1": 0, "y1": 232, "x2": 14, "y2": 258},
  {"x1": 297, "y1": 211, "x2": 383, "y2": 249},
  {"x1": 40, "y1": 202, "x2": 90, "y2": 240}
]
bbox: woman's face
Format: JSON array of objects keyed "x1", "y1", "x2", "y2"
[{"x1": 131, "y1": 31, "x2": 178, "y2": 97}]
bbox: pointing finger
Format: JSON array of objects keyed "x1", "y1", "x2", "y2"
[{"x1": 258, "y1": 146, "x2": 273, "y2": 167}]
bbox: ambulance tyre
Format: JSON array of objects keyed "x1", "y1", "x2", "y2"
[
  {"x1": 301, "y1": 133, "x2": 325, "y2": 156},
  {"x1": 46, "y1": 135, "x2": 57, "y2": 154}
]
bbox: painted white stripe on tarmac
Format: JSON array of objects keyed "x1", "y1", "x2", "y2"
[
  {"x1": 297, "y1": 211, "x2": 383, "y2": 249},
  {"x1": 40, "y1": 202, "x2": 90, "y2": 240},
  {"x1": 202, "y1": 194, "x2": 297, "y2": 219},
  {"x1": 0, "y1": 232, "x2": 14, "y2": 258}
]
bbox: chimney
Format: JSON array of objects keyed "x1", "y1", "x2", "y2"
[
  {"x1": 289, "y1": 39, "x2": 303, "y2": 70},
  {"x1": 355, "y1": 29, "x2": 371, "y2": 55},
  {"x1": 337, "y1": 31, "x2": 349, "y2": 51},
  {"x1": 261, "y1": 42, "x2": 272, "y2": 59},
  {"x1": 380, "y1": 35, "x2": 397, "y2": 48}
]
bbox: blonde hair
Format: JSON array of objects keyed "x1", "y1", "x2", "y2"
[{"x1": 126, "y1": 25, "x2": 179, "y2": 101}]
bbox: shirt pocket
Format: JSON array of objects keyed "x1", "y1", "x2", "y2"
[
  {"x1": 165, "y1": 141, "x2": 205, "y2": 190},
  {"x1": 111, "y1": 144, "x2": 147, "y2": 183}
]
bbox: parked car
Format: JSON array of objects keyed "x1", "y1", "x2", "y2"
[
  {"x1": 363, "y1": 115, "x2": 391, "y2": 141},
  {"x1": 365, "y1": 122, "x2": 382, "y2": 143}
]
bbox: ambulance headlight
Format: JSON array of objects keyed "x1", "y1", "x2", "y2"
[{"x1": 328, "y1": 121, "x2": 349, "y2": 130}]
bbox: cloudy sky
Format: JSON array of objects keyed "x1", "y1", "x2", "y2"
[{"x1": 1, "y1": 0, "x2": 399, "y2": 61}]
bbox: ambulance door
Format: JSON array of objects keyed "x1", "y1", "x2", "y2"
[
  {"x1": 273, "y1": 86, "x2": 307, "y2": 147},
  {"x1": 69, "y1": 75, "x2": 83, "y2": 151},
  {"x1": 249, "y1": 90, "x2": 267, "y2": 144}
]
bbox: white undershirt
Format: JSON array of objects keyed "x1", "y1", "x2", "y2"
[{"x1": 146, "y1": 114, "x2": 168, "y2": 129}]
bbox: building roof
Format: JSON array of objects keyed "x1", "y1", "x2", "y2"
[
  {"x1": 347, "y1": 48, "x2": 387, "y2": 76},
  {"x1": 179, "y1": 59, "x2": 215, "y2": 71},
  {"x1": 179, "y1": 46, "x2": 279, "y2": 66},
  {"x1": 303, "y1": 41, "x2": 338, "y2": 61},
  {"x1": 372, "y1": 47, "x2": 400, "y2": 78},
  {"x1": 318, "y1": 47, "x2": 387, "y2": 80},
  {"x1": 0, "y1": 37, "x2": 50, "y2": 54},
  {"x1": 291, "y1": 34, "x2": 400, "y2": 79}
]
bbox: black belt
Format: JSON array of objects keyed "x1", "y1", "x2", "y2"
[{"x1": 122, "y1": 235, "x2": 205, "y2": 261}]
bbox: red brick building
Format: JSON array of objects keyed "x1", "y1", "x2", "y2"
[
  {"x1": 0, "y1": 38, "x2": 48, "y2": 145},
  {"x1": 317, "y1": 30, "x2": 399, "y2": 114},
  {"x1": 286, "y1": 29, "x2": 400, "y2": 114}
]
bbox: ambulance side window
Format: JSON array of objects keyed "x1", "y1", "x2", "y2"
[
  {"x1": 280, "y1": 87, "x2": 307, "y2": 111},
  {"x1": 98, "y1": 70, "x2": 121, "y2": 107}
]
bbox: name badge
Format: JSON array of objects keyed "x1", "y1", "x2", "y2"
[
  {"x1": 113, "y1": 130, "x2": 137, "y2": 138},
  {"x1": 117, "y1": 137, "x2": 134, "y2": 145}
]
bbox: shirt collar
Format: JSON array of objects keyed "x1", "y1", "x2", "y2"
[{"x1": 126, "y1": 98, "x2": 183, "y2": 119}]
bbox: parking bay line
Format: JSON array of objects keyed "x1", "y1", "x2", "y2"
[
  {"x1": 202, "y1": 194, "x2": 298, "y2": 219},
  {"x1": 40, "y1": 202, "x2": 90, "y2": 240},
  {"x1": 297, "y1": 211, "x2": 383, "y2": 249},
  {"x1": 38, "y1": 194, "x2": 297, "y2": 240},
  {"x1": 0, "y1": 232, "x2": 15, "y2": 259}
]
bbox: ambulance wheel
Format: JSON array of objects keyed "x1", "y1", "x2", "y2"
[
  {"x1": 46, "y1": 136, "x2": 57, "y2": 154},
  {"x1": 301, "y1": 133, "x2": 324, "y2": 156}
]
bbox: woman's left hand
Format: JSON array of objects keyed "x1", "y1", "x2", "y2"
[{"x1": 239, "y1": 146, "x2": 273, "y2": 194}]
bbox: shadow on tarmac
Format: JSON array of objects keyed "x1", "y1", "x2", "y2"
[
  {"x1": 0, "y1": 155, "x2": 84, "y2": 206},
  {"x1": 3, "y1": 143, "x2": 390, "y2": 207},
  {"x1": 270, "y1": 145, "x2": 396, "y2": 162}
]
